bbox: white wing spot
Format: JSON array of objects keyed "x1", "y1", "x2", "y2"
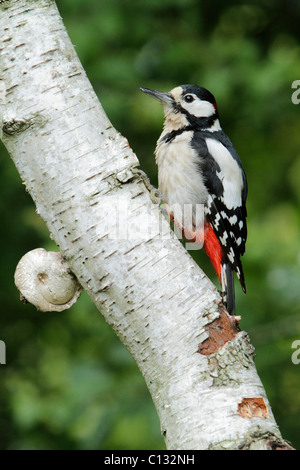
[
  {"x1": 228, "y1": 247, "x2": 235, "y2": 264},
  {"x1": 229, "y1": 215, "x2": 238, "y2": 225},
  {"x1": 214, "y1": 213, "x2": 221, "y2": 229},
  {"x1": 219, "y1": 231, "x2": 228, "y2": 246}
]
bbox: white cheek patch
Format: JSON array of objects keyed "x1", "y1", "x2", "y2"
[{"x1": 182, "y1": 99, "x2": 216, "y2": 118}]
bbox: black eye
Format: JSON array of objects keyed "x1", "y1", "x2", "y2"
[{"x1": 184, "y1": 94, "x2": 194, "y2": 103}]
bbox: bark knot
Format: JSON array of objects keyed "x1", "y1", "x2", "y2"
[
  {"x1": 3, "y1": 113, "x2": 47, "y2": 136},
  {"x1": 3, "y1": 118, "x2": 31, "y2": 135}
]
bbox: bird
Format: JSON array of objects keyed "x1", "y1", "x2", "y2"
[{"x1": 140, "y1": 84, "x2": 247, "y2": 316}]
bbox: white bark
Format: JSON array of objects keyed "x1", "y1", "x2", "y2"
[{"x1": 0, "y1": 0, "x2": 292, "y2": 450}]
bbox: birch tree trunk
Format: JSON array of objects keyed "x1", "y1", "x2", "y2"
[{"x1": 0, "y1": 0, "x2": 293, "y2": 450}]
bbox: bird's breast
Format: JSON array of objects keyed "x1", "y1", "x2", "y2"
[{"x1": 155, "y1": 131, "x2": 209, "y2": 210}]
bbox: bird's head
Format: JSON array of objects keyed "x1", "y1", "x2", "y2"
[{"x1": 140, "y1": 84, "x2": 220, "y2": 131}]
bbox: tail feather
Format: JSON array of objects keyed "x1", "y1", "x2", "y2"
[
  {"x1": 203, "y1": 221, "x2": 246, "y2": 315},
  {"x1": 221, "y1": 263, "x2": 235, "y2": 316}
]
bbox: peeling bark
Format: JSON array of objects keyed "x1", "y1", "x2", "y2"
[
  {"x1": 238, "y1": 397, "x2": 268, "y2": 419},
  {"x1": 198, "y1": 307, "x2": 239, "y2": 355},
  {"x1": 0, "y1": 0, "x2": 294, "y2": 450}
]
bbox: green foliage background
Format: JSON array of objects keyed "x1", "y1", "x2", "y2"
[{"x1": 1, "y1": 0, "x2": 300, "y2": 450}]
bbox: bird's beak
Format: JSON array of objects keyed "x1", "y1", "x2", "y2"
[{"x1": 140, "y1": 87, "x2": 174, "y2": 105}]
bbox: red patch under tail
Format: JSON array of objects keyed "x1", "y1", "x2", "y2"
[{"x1": 203, "y1": 221, "x2": 224, "y2": 283}]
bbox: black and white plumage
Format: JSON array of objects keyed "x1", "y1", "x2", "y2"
[{"x1": 140, "y1": 84, "x2": 247, "y2": 315}]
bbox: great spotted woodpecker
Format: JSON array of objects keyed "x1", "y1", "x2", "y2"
[{"x1": 140, "y1": 84, "x2": 247, "y2": 315}]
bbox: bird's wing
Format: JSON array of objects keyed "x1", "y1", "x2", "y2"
[{"x1": 191, "y1": 132, "x2": 247, "y2": 291}]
